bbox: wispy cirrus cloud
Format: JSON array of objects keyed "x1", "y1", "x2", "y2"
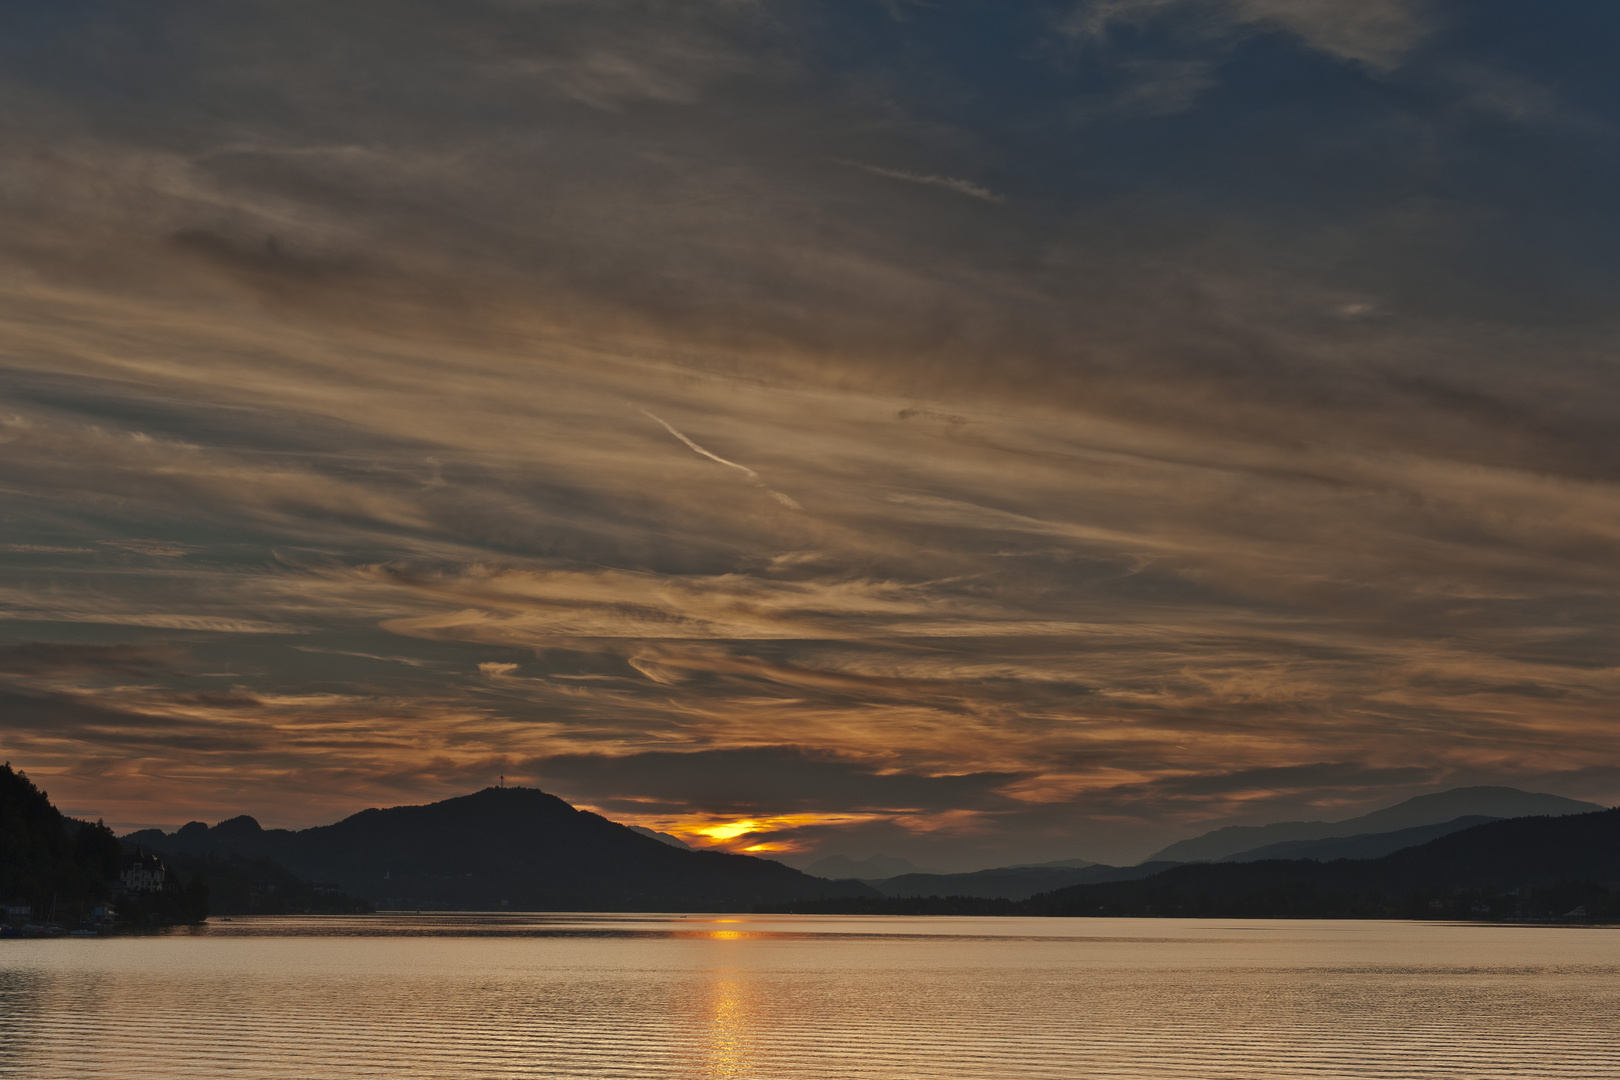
[
  {"x1": 0, "y1": 0, "x2": 1616, "y2": 867},
  {"x1": 1069, "y1": 0, "x2": 1434, "y2": 69}
]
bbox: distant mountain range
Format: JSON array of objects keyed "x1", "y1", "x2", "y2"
[
  {"x1": 864, "y1": 862, "x2": 1176, "y2": 901},
  {"x1": 805, "y1": 854, "x2": 939, "y2": 880},
  {"x1": 1012, "y1": 857, "x2": 1097, "y2": 870},
  {"x1": 125, "y1": 787, "x2": 874, "y2": 911},
  {"x1": 1217, "y1": 816, "x2": 1501, "y2": 863},
  {"x1": 1026, "y1": 807, "x2": 1620, "y2": 919},
  {"x1": 816, "y1": 818, "x2": 1523, "y2": 900},
  {"x1": 804, "y1": 853, "x2": 1094, "y2": 884},
  {"x1": 1150, "y1": 787, "x2": 1601, "y2": 863},
  {"x1": 117, "y1": 783, "x2": 1613, "y2": 914},
  {"x1": 769, "y1": 807, "x2": 1620, "y2": 920},
  {"x1": 628, "y1": 825, "x2": 691, "y2": 849},
  {"x1": 810, "y1": 788, "x2": 1603, "y2": 902}
]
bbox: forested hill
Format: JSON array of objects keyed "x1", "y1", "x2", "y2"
[
  {"x1": 0, "y1": 761, "x2": 211, "y2": 927},
  {"x1": 126, "y1": 786, "x2": 876, "y2": 911},
  {"x1": 0, "y1": 762, "x2": 121, "y2": 917}
]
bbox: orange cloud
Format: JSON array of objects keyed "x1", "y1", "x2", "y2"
[{"x1": 593, "y1": 810, "x2": 892, "y2": 854}]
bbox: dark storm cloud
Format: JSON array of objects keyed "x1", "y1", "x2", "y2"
[{"x1": 1, "y1": 0, "x2": 1618, "y2": 859}]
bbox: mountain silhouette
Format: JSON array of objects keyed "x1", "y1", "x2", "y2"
[
  {"x1": 772, "y1": 808, "x2": 1620, "y2": 920},
  {"x1": 125, "y1": 786, "x2": 874, "y2": 911},
  {"x1": 867, "y1": 861, "x2": 1177, "y2": 901},
  {"x1": 628, "y1": 825, "x2": 691, "y2": 849},
  {"x1": 805, "y1": 854, "x2": 932, "y2": 880},
  {"x1": 1217, "y1": 816, "x2": 1501, "y2": 864},
  {"x1": 1025, "y1": 808, "x2": 1620, "y2": 918},
  {"x1": 1150, "y1": 787, "x2": 1601, "y2": 863}
]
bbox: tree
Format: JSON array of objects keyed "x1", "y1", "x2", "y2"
[{"x1": 184, "y1": 871, "x2": 211, "y2": 923}]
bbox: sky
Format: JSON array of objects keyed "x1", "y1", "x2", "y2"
[{"x1": 1, "y1": 0, "x2": 1618, "y2": 869}]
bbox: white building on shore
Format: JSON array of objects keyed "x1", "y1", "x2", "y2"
[{"x1": 120, "y1": 849, "x2": 168, "y2": 894}]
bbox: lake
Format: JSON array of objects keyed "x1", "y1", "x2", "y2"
[{"x1": 1, "y1": 914, "x2": 1616, "y2": 1078}]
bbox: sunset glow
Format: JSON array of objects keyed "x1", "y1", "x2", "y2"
[
  {"x1": 693, "y1": 822, "x2": 762, "y2": 844},
  {"x1": 1, "y1": 0, "x2": 1617, "y2": 873},
  {"x1": 3, "y1": 6, "x2": 1617, "y2": 1080},
  {"x1": 607, "y1": 812, "x2": 894, "y2": 854}
]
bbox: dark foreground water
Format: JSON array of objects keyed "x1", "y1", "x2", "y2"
[{"x1": 2, "y1": 914, "x2": 1617, "y2": 1078}]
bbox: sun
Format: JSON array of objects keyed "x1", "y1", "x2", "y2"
[{"x1": 692, "y1": 820, "x2": 763, "y2": 842}]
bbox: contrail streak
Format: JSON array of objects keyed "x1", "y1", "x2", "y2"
[
  {"x1": 641, "y1": 409, "x2": 802, "y2": 509},
  {"x1": 642, "y1": 410, "x2": 760, "y2": 479}
]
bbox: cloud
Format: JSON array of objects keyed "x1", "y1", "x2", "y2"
[
  {"x1": 1130, "y1": 762, "x2": 1441, "y2": 800},
  {"x1": 0, "y1": 544, "x2": 96, "y2": 554},
  {"x1": 0, "y1": 643, "x2": 187, "y2": 682},
  {"x1": 1071, "y1": 0, "x2": 1433, "y2": 69},
  {"x1": 495, "y1": 30, "x2": 750, "y2": 111},
  {"x1": 98, "y1": 539, "x2": 204, "y2": 558},
  {"x1": 534, "y1": 746, "x2": 1029, "y2": 815},
  {"x1": 1230, "y1": 0, "x2": 1432, "y2": 68},
  {"x1": 0, "y1": 0, "x2": 1616, "y2": 864}
]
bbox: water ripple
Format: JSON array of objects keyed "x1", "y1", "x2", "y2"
[{"x1": 2, "y1": 916, "x2": 1617, "y2": 1079}]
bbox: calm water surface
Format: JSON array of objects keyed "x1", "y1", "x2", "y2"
[{"x1": 2, "y1": 914, "x2": 1617, "y2": 1078}]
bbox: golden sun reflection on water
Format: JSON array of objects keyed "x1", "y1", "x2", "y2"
[
  {"x1": 700, "y1": 977, "x2": 755, "y2": 1080},
  {"x1": 685, "y1": 919, "x2": 758, "y2": 1078}
]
